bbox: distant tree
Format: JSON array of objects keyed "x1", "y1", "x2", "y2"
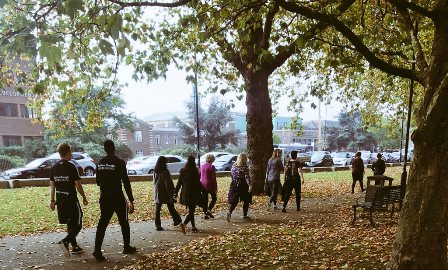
[
  {"x1": 327, "y1": 112, "x2": 376, "y2": 151},
  {"x1": 115, "y1": 143, "x2": 133, "y2": 161},
  {"x1": 174, "y1": 97, "x2": 240, "y2": 151},
  {"x1": 23, "y1": 138, "x2": 47, "y2": 161},
  {"x1": 368, "y1": 119, "x2": 403, "y2": 151},
  {"x1": 272, "y1": 133, "x2": 282, "y2": 144}
]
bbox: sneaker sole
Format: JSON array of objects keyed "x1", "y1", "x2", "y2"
[{"x1": 58, "y1": 242, "x2": 70, "y2": 257}]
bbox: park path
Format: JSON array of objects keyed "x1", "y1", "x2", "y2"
[{"x1": 0, "y1": 194, "x2": 356, "y2": 270}]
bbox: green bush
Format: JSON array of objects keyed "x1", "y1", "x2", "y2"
[
  {"x1": 160, "y1": 145, "x2": 198, "y2": 158},
  {"x1": 83, "y1": 142, "x2": 104, "y2": 161},
  {"x1": 23, "y1": 139, "x2": 47, "y2": 161},
  {"x1": 0, "y1": 155, "x2": 19, "y2": 172},
  {"x1": 0, "y1": 146, "x2": 25, "y2": 158}
]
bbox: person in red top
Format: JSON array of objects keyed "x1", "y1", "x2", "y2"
[{"x1": 351, "y1": 152, "x2": 365, "y2": 193}]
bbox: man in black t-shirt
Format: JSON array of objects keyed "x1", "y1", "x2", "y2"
[
  {"x1": 50, "y1": 143, "x2": 88, "y2": 257},
  {"x1": 281, "y1": 150, "x2": 305, "y2": 212},
  {"x1": 92, "y1": 140, "x2": 136, "y2": 261}
]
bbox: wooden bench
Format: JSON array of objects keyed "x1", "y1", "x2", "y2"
[{"x1": 352, "y1": 185, "x2": 402, "y2": 226}]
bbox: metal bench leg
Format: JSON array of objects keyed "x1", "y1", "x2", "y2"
[
  {"x1": 369, "y1": 210, "x2": 376, "y2": 227},
  {"x1": 352, "y1": 207, "x2": 357, "y2": 225}
]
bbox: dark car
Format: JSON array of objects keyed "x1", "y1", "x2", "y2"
[
  {"x1": 213, "y1": 154, "x2": 238, "y2": 171},
  {"x1": 306, "y1": 151, "x2": 334, "y2": 167},
  {"x1": 1, "y1": 158, "x2": 84, "y2": 180}
]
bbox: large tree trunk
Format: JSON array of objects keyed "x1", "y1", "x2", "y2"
[
  {"x1": 245, "y1": 71, "x2": 273, "y2": 194},
  {"x1": 388, "y1": 12, "x2": 448, "y2": 269}
]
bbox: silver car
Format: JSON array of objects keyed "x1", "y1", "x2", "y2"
[
  {"x1": 46, "y1": 152, "x2": 96, "y2": 176},
  {"x1": 127, "y1": 155, "x2": 186, "y2": 175}
]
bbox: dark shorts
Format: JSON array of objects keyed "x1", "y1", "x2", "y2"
[{"x1": 56, "y1": 200, "x2": 82, "y2": 225}]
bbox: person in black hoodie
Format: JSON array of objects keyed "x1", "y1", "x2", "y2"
[
  {"x1": 92, "y1": 140, "x2": 136, "y2": 261},
  {"x1": 175, "y1": 156, "x2": 204, "y2": 233}
]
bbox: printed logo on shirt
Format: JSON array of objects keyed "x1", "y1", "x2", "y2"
[
  {"x1": 98, "y1": 164, "x2": 116, "y2": 171},
  {"x1": 54, "y1": 176, "x2": 70, "y2": 182}
]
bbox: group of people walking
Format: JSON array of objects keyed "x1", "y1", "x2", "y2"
[
  {"x1": 49, "y1": 140, "x2": 257, "y2": 261},
  {"x1": 265, "y1": 149, "x2": 305, "y2": 212}
]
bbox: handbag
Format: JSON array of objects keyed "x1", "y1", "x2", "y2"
[{"x1": 264, "y1": 180, "x2": 271, "y2": 196}]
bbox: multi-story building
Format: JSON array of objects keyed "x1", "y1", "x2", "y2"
[
  {"x1": 113, "y1": 119, "x2": 155, "y2": 157},
  {"x1": 152, "y1": 127, "x2": 184, "y2": 154},
  {"x1": 0, "y1": 88, "x2": 45, "y2": 146}
]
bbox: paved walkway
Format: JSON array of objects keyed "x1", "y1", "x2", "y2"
[{"x1": 0, "y1": 195, "x2": 354, "y2": 270}]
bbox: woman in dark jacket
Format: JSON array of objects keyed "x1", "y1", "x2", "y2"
[
  {"x1": 153, "y1": 156, "x2": 185, "y2": 234},
  {"x1": 175, "y1": 156, "x2": 203, "y2": 233},
  {"x1": 226, "y1": 153, "x2": 252, "y2": 222}
]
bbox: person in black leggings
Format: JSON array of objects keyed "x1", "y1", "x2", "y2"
[
  {"x1": 226, "y1": 153, "x2": 252, "y2": 222},
  {"x1": 281, "y1": 150, "x2": 305, "y2": 212}
]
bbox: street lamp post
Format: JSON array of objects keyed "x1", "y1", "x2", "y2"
[
  {"x1": 194, "y1": 62, "x2": 201, "y2": 167},
  {"x1": 400, "y1": 22, "x2": 418, "y2": 201}
]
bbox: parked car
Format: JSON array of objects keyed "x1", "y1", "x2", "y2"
[
  {"x1": 127, "y1": 155, "x2": 186, "y2": 175},
  {"x1": 213, "y1": 154, "x2": 238, "y2": 171},
  {"x1": 198, "y1": 151, "x2": 232, "y2": 165},
  {"x1": 360, "y1": 151, "x2": 373, "y2": 164},
  {"x1": 47, "y1": 152, "x2": 96, "y2": 176},
  {"x1": 332, "y1": 152, "x2": 354, "y2": 166},
  {"x1": 1, "y1": 158, "x2": 84, "y2": 180},
  {"x1": 126, "y1": 156, "x2": 151, "y2": 167},
  {"x1": 306, "y1": 151, "x2": 334, "y2": 167},
  {"x1": 387, "y1": 152, "x2": 401, "y2": 163}
]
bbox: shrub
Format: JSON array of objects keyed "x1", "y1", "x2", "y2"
[
  {"x1": 0, "y1": 146, "x2": 25, "y2": 158},
  {"x1": 0, "y1": 155, "x2": 19, "y2": 172},
  {"x1": 160, "y1": 145, "x2": 198, "y2": 158},
  {"x1": 116, "y1": 143, "x2": 133, "y2": 161}
]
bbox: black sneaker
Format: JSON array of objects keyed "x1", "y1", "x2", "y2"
[
  {"x1": 57, "y1": 240, "x2": 70, "y2": 257},
  {"x1": 92, "y1": 251, "x2": 106, "y2": 261},
  {"x1": 206, "y1": 211, "x2": 214, "y2": 218},
  {"x1": 281, "y1": 208, "x2": 286, "y2": 213},
  {"x1": 123, "y1": 246, "x2": 137, "y2": 254},
  {"x1": 71, "y1": 246, "x2": 84, "y2": 254},
  {"x1": 156, "y1": 227, "x2": 165, "y2": 231},
  {"x1": 203, "y1": 215, "x2": 210, "y2": 220}
]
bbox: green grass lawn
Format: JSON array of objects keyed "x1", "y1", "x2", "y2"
[{"x1": 0, "y1": 167, "x2": 403, "y2": 236}]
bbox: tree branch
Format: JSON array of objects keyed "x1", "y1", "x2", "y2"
[
  {"x1": 213, "y1": 35, "x2": 246, "y2": 74},
  {"x1": 387, "y1": 0, "x2": 435, "y2": 19},
  {"x1": 106, "y1": 0, "x2": 192, "y2": 8},
  {"x1": 261, "y1": 1, "x2": 280, "y2": 50},
  {"x1": 277, "y1": 0, "x2": 419, "y2": 83}
]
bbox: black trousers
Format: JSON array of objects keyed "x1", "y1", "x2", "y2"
[
  {"x1": 268, "y1": 180, "x2": 281, "y2": 205},
  {"x1": 229, "y1": 200, "x2": 250, "y2": 216},
  {"x1": 282, "y1": 176, "x2": 302, "y2": 210},
  {"x1": 203, "y1": 192, "x2": 217, "y2": 213},
  {"x1": 59, "y1": 201, "x2": 82, "y2": 247},
  {"x1": 351, "y1": 172, "x2": 364, "y2": 193},
  {"x1": 94, "y1": 198, "x2": 130, "y2": 252},
  {"x1": 183, "y1": 204, "x2": 196, "y2": 227},
  {"x1": 155, "y1": 203, "x2": 182, "y2": 229}
]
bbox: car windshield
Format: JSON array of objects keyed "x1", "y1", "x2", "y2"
[
  {"x1": 334, "y1": 153, "x2": 348, "y2": 158},
  {"x1": 25, "y1": 159, "x2": 44, "y2": 168},
  {"x1": 311, "y1": 153, "x2": 325, "y2": 160},
  {"x1": 215, "y1": 155, "x2": 233, "y2": 162},
  {"x1": 141, "y1": 156, "x2": 159, "y2": 164},
  {"x1": 361, "y1": 153, "x2": 371, "y2": 159}
]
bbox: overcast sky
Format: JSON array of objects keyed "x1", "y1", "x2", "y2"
[{"x1": 119, "y1": 64, "x2": 342, "y2": 121}]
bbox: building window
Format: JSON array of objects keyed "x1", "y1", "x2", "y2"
[
  {"x1": 156, "y1": 135, "x2": 160, "y2": 145},
  {"x1": 19, "y1": 104, "x2": 35, "y2": 118},
  {"x1": 134, "y1": 130, "x2": 142, "y2": 142},
  {"x1": 0, "y1": 103, "x2": 18, "y2": 117},
  {"x1": 135, "y1": 122, "x2": 140, "y2": 128},
  {"x1": 165, "y1": 136, "x2": 170, "y2": 144},
  {"x1": 136, "y1": 150, "x2": 144, "y2": 156},
  {"x1": 2, "y1": 136, "x2": 22, "y2": 146},
  {"x1": 174, "y1": 137, "x2": 178, "y2": 145}
]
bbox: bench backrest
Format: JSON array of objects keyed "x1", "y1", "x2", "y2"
[{"x1": 372, "y1": 185, "x2": 402, "y2": 208}]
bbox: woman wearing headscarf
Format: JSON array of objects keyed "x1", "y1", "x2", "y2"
[
  {"x1": 226, "y1": 153, "x2": 252, "y2": 222},
  {"x1": 175, "y1": 155, "x2": 204, "y2": 233},
  {"x1": 153, "y1": 156, "x2": 185, "y2": 234}
]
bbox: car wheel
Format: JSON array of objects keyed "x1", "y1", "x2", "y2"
[
  {"x1": 26, "y1": 174, "x2": 35, "y2": 179},
  {"x1": 148, "y1": 169, "x2": 154, "y2": 174},
  {"x1": 84, "y1": 167, "x2": 95, "y2": 176}
]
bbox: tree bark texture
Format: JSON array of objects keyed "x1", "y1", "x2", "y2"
[
  {"x1": 245, "y1": 72, "x2": 273, "y2": 195},
  {"x1": 388, "y1": 14, "x2": 448, "y2": 269}
]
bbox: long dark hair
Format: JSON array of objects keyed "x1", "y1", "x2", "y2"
[
  {"x1": 154, "y1": 156, "x2": 168, "y2": 173},
  {"x1": 184, "y1": 155, "x2": 197, "y2": 170}
]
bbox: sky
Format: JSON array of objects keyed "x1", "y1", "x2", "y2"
[{"x1": 119, "y1": 63, "x2": 343, "y2": 122}]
